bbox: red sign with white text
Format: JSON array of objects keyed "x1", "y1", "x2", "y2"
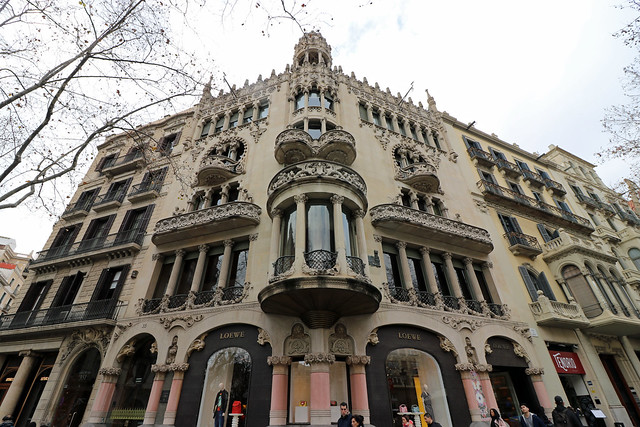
[{"x1": 549, "y1": 350, "x2": 585, "y2": 374}]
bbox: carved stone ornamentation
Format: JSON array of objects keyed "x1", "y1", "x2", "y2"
[
  {"x1": 113, "y1": 322, "x2": 133, "y2": 341},
  {"x1": 465, "y1": 337, "x2": 479, "y2": 365},
  {"x1": 153, "y1": 202, "x2": 261, "y2": 235},
  {"x1": 187, "y1": 333, "x2": 208, "y2": 357},
  {"x1": 99, "y1": 367, "x2": 122, "y2": 377},
  {"x1": 514, "y1": 325, "x2": 532, "y2": 342},
  {"x1": 304, "y1": 352, "x2": 336, "y2": 364},
  {"x1": 346, "y1": 355, "x2": 371, "y2": 366},
  {"x1": 368, "y1": 328, "x2": 379, "y2": 346},
  {"x1": 166, "y1": 336, "x2": 179, "y2": 364},
  {"x1": 267, "y1": 356, "x2": 292, "y2": 366},
  {"x1": 439, "y1": 336, "x2": 458, "y2": 357},
  {"x1": 525, "y1": 367, "x2": 544, "y2": 376},
  {"x1": 116, "y1": 341, "x2": 136, "y2": 363},
  {"x1": 159, "y1": 314, "x2": 204, "y2": 330},
  {"x1": 150, "y1": 341, "x2": 158, "y2": 354},
  {"x1": 441, "y1": 316, "x2": 485, "y2": 331},
  {"x1": 455, "y1": 363, "x2": 476, "y2": 372},
  {"x1": 268, "y1": 161, "x2": 367, "y2": 197},
  {"x1": 60, "y1": 327, "x2": 112, "y2": 361},
  {"x1": 329, "y1": 323, "x2": 354, "y2": 355},
  {"x1": 285, "y1": 323, "x2": 311, "y2": 356},
  {"x1": 513, "y1": 343, "x2": 530, "y2": 363},
  {"x1": 257, "y1": 328, "x2": 271, "y2": 346},
  {"x1": 475, "y1": 364, "x2": 493, "y2": 372},
  {"x1": 484, "y1": 343, "x2": 493, "y2": 354}
]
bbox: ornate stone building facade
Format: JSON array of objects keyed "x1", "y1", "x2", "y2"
[{"x1": 1, "y1": 32, "x2": 640, "y2": 427}]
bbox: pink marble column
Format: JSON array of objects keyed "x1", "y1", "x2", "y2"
[
  {"x1": 162, "y1": 364, "x2": 189, "y2": 426},
  {"x1": 87, "y1": 367, "x2": 121, "y2": 424},
  {"x1": 305, "y1": 353, "x2": 334, "y2": 425},
  {"x1": 347, "y1": 356, "x2": 371, "y2": 424},
  {"x1": 477, "y1": 369, "x2": 498, "y2": 415},
  {"x1": 457, "y1": 366, "x2": 485, "y2": 423},
  {"x1": 143, "y1": 366, "x2": 167, "y2": 425},
  {"x1": 527, "y1": 368, "x2": 553, "y2": 420},
  {"x1": 267, "y1": 356, "x2": 292, "y2": 426}
]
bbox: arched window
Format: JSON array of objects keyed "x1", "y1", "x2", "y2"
[
  {"x1": 51, "y1": 348, "x2": 101, "y2": 427},
  {"x1": 562, "y1": 265, "x2": 602, "y2": 318},
  {"x1": 198, "y1": 347, "x2": 252, "y2": 426},
  {"x1": 385, "y1": 348, "x2": 451, "y2": 425},
  {"x1": 629, "y1": 248, "x2": 640, "y2": 271}
]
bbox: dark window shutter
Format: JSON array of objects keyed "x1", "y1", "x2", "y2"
[
  {"x1": 118, "y1": 209, "x2": 135, "y2": 233},
  {"x1": 17, "y1": 280, "x2": 52, "y2": 312},
  {"x1": 138, "y1": 205, "x2": 155, "y2": 233},
  {"x1": 140, "y1": 171, "x2": 151, "y2": 185},
  {"x1": 82, "y1": 219, "x2": 99, "y2": 241},
  {"x1": 538, "y1": 272, "x2": 556, "y2": 301},
  {"x1": 112, "y1": 265, "x2": 130, "y2": 301},
  {"x1": 50, "y1": 276, "x2": 73, "y2": 308},
  {"x1": 90, "y1": 269, "x2": 112, "y2": 301},
  {"x1": 537, "y1": 224, "x2": 553, "y2": 242},
  {"x1": 69, "y1": 225, "x2": 81, "y2": 245},
  {"x1": 518, "y1": 266, "x2": 539, "y2": 301},
  {"x1": 103, "y1": 214, "x2": 116, "y2": 237}
]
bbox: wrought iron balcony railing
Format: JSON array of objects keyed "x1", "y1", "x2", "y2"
[
  {"x1": 139, "y1": 286, "x2": 247, "y2": 315},
  {"x1": 575, "y1": 193, "x2": 600, "y2": 209},
  {"x1": 477, "y1": 180, "x2": 593, "y2": 231},
  {"x1": 33, "y1": 228, "x2": 145, "y2": 264},
  {"x1": 103, "y1": 150, "x2": 143, "y2": 170},
  {"x1": 494, "y1": 158, "x2": 522, "y2": 177},
  {"x1": 93, "y1": 189, "x2": 127, "y2": 208},
  {"x1": 62, "y1": 199, "x2": 94, "y2": 217},
  {"x1": 273, "y1": 255, "x2": 295, "y2": 276},
  {"x1": 0, "y1": 300, "x2": 123, "y2": 330},
  {"x1": 521, "y1": 169, "x2": 545, "y2": 186},
  {"x1": 129, "y1": 180, "x2": 163, "y2": 198},
  {"x1": 346, "y1": 256, "x2": 365, "y2": 276},
  {"x1": 504, "y1": 232, "x2": 543, "y2": 251},
  {"x1": 467, "y1": 147, "x2": 496, "y2": 167},
  {"x1": 304, "y1": 250, "x2": 337, "y2": 270},
  {"x1": 543, "y1": 178, "x2": 566, "y2": 195}
]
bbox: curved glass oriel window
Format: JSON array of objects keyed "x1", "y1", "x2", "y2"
[
  {"x1": 324, "y1": 93, "x2": 334, "y2": 110},
  {"x1": 342, "y1": 207, "x2": 357, "y2": 257},
  {"x1": 630, "y1": 248, "x2": 640, "y2": 271},
  {"x1": 280, "y1": 207, "x2": 297, "y2": 256},
  {"x1": 308, "y1": 90, "x2": 321, "y2": 107},
  {"x1": 385, "y1": 348, "x2": 451, "y2": 425},
  {"x1": 198, "y1": 347, "x2": 252, "y2": 426},
  {"x1": 295, "y1": 93, "x2": 305, "y2": 110},
  {"x1": 306, "y1": 202, "x2": 334, "y2": 251}
]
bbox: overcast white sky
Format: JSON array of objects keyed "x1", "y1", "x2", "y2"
[{"x1": 1, "y1": 0, "x2": 637, "y2": 254}]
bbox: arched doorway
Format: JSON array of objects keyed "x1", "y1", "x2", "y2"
[
  {"x1": 109, "y1": 335, "x2": 157, "y2": 426},
  {"x1": 51, "y1": 347, "x2": 101, "y2": 427}
]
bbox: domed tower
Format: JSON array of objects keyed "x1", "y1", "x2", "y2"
[{"x1": 292, "y1": 31, "x2": 332, "y2": 68}]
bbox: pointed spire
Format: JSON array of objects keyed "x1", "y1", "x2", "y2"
[
  {"x1": 426, "y1": 89, "x2": 437, "y2": 111},
  {"x1": 200, "y1": 75, "x2": 213, "y2": 103}
]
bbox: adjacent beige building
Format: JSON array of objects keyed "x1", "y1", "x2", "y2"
[{"x1": 1, "y1": 32, "x2": 640, "y2": 427}]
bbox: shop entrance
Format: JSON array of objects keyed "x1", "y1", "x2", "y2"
[{"x1": 600, "y1": 354, "x2": 640, "y2": 426}]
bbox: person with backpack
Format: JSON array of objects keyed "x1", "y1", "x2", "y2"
[{"x1": 551, "y1": 396, "x2": 583, "y2": 426}]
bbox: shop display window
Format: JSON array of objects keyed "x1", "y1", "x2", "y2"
[
  {"x1": 198, "y1": 347, "x2": 252, "y2": 427},
  {"x1": 385, "y1": 348, "x2": 451, "y2": 426}
]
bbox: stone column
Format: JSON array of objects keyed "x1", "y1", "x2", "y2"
[
  {"x1": 332, "y1": 195, "x2": 347, "y2": 273},
  {"x1": 165, "y1": 249, "x2": 186, "y2": 296},
  {"x1": 420, "y1": 247, "x2": 439, "y2": 294},
  {"x1": 222, "y1": 112, "x2": 230, "y2": 131},
  {"x1": 294, "y1": 194, "x2": 308, "y2": 271},
  {"x1": 456, "y1": 364, "x2": 485, "y2": 423},
  {"x1": 267, "y1": 356, "x2": 292, "y2": 426},
  {"x1": 380, "y1": 110, "x2": 388, "y2": 129},
  {"x1": 162, "y1": 363, "x2": 190, "y2": 426},
  {"x1": 526, "y1": 367, "x2": 553, "y2": 420},
  {"x1": 621, "y1": 336, "x2": 640, "y2": 380},
  {"x1": 585, "y1": 272, "x2": 616, "y2": 313},
  {"x1": 216, "y1": 240, "x2": 234, "y2": 289},
  {"x1": 252, "y1": 101, "x2": 260, "y2": 122},
  {"x1": 347, "y1": 356, "x2": 371, "y2": 424},
  {"x1": 476, "y1": 368, "x2": 498, "y2": 416},
  {"x1": 423, "y1": 196, "x2": 434, "y2": 214},
  {"x1": 0, "y1": 351, "x2": 38, "y2": 417},
  {"x1": 409, "y1": 191, "x2": 419, "y2": 210},
  {"x1": 366, "y1": 104, "x2": 373, "y2": 123},
  {"x1": 443, "y1": 253, "x2": 463, "y2": 298},
  {"x1": 354, "y1": 209, "x2": 369, "y2": 276},
  {"x1": 86, "y1": 367, "x2": 121, "y2": 424},
  {"x1": 403, "y1": 120, "x2": 412, "y2": 138},
  {"x1": 305, "y1": 353, "x2": 335, "y2": 425},
  {"x1": 190, "y1": 245, "x2": 209, "y2": 293},
  {"x1": 416, "y1": 125, "x2": 426, "y2": 144},
  {"x1": 425, "y1": 128, "x2": 436, "y2": 147},
  {"x1": 269, "y1": 209, "x2": 283, "y2": 276},
  {"x1": 143, "y1": 366, "x2": 167, "y2": 425},
  {"x1": 464, "y1": 258, "x2": 485, "y2": 302},
  {"x1": 220, "y1": 183, "x2": 230, "y2": 204},
  {"x1": 396, "y1": 242, "x2": 413, "y2": 289},
  {"x1": 481, "y1": 262, "x2": 497, "y2": 301}
]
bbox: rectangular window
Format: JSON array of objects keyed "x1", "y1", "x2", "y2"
[
  {"x1": 555, "y1": 199, "x2": 573, "y2": 213},
  {"x1": 397, "y1": 119, "x2": 406, "y2": 136},
  {"x1": 157, "y1": 133, "x2": 179, "y2": 155},
  {"x1": 515, "y1": 159, "x2": 530, "y2": 171},
  {"x1": 430, "y1": 258, "x2": 451, "y2": 296},
  {"x1": 323, "y1": 93, "x2": 333, "y2": 110},
  {"x1": 532, "y1": 191, "x2": 544, "y2": 203},
  {"x1": 92, "y1": 265, "x2": 129, "y2": 301},
  {"x1": 407, "y1": 250, "x2": 426, "y2": 292},
  {"x1": 50, "y1": 272, "x2": 85, "y2": 308},
  {"x1": 98, "y1": 154, "x2": 117, "y2": 172},
  {"x1": 295, "y1": 93, "x2": 305, "y2": 110},
  {"x1": 117, "y1": 205, "x2": 154, "y2": 243},
  {"x1": 536, "y1": 169, "x2": 551, "y2": 179},
  {"x1": 215, "y1": 116, "x2": 225, "y2": 133},
  {"x1": 228, "y1": 247, "x2": 248, "y2": 287},
  {"x1": 383, "y1": 249, "x2": 402, "y2": 288},
  {"x1": 463, "y1": 136, "x2": 482, "y2": 150},
  {"x1": 176, "y1": 252, "x2": 199, "y2": 295},
  {"x1": 372, "y1": 110, "x2": 381, "y2": 126},
  {"x1": 16, "y1": 280, "x2": 52, "y2": 313},
  {"x1": 498, "y1": 213, "x2": 522, "y2": 234},
  {"x1": 308, "y1": 91, "x2": 321, "y2": 107},
  {"x1": 202, "y1": 249, "x2": 224, "y2": 291},
  {"x1": 200, "y1": 120, "x2": 212, "y2": 137},
  {"x1": 258, "y1": 101, "x2": 269, "y2": 119},
  {"x1": 228, "y1": 111, "x2": 239, "y2": 128},
  {"x1": 490, "y1": 148, "x2": 507, "y2": 160},
  {"x1": 537, "y1": 223, "x2": 559, "y2": 242},
  {"x1": 359, "y1": 103, "x2": 369, "y2": 121},
  {"x1": 80, "y1": 215, "x2": 115, "y2": 250},
  {"x1": 49, "y1": 225, "x2": 81, "y2": 257},
  {"x1": 385, "y1": 115, "x2": 394, "y2": 131},
  {"x1": 243, "y1": 108, "x2": 253, "y2": 124}
]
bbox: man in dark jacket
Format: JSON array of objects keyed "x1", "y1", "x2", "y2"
[
  {"x1": 425, "y1": 413, "x2": 442, "y2": 427},
  {"x1": 518, "y1": 403, "x2": 546, "y2": 427},
  {"x1": 337, "y1": 402, "x2": 352, "y2": 427},
  {"x1": 552, "y1": 396, "x2": 583, "y2": 426}
]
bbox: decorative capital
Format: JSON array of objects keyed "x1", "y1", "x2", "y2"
[
  {"x1": 475, "y1": 364, "x2": 493, "y2": 372},
  {"x1": 304, "y1": 352, "x2": 336, "y2": 364},
  {"x1": 198, "y1": 244, "x2": 210, "y2": 253},
  {"x1": 373, "y1": 234, "x2": 382, "y2": 243},
  {"x1": 346, "y1": 355, "x2": 371, "y2": 366},
  {"x1": 482, "y1": 261, "x2": 493, "y2": 269},
  {"x1": 395, "y1": 241, "x2": 407, "y2": 250},
  {"x1": 18, "y1": 350, "x2": 37, "y2": 358},
  {"x1": 463, "y1": 257, "x2": 473, "y2": 266},
  {"x1": 267, "y1": 356, "x2": 292, "y2": 366},
  {"x1": 151, "y1": 364, "x2": 170, "y2": 373},
  {"x1": 99, "y1": 367, "x2": 122, "y2": 377},
  {"x1": 354, "y1": 209, "x2": 365, "y2": 218},
  {"x1": 294, "y1": 194, "x2": 308, "y2": 204},
  {"x1": 419, "y1": 246, "x2": 430, "y2": 255},
  {"x1": 223, "y1": 239, "x2": 234, "y2": 248},
  {"x1": 175, "y1": 249, "x2": 187, "y2": 258},
  {"x1": 525, "y1": 367, "x2": 544, "y2": 376},
  {"x1": 330, "y1": 195, "x2": 344, "y2": 205},
  {"x1": 271, "y1": 208, "x2": 283, "y2": 218},
  {"x1": 442, "y1": 252, "x2": 452, "y2": 261},
  {"x1": 152, "y1": 253, "x2": 164, "y2": 261},
  {"x1": 455, "y1": 363, "x2": 476, "y2": 372},
  {"x1": 170, "y1": 363, "x2": 190, "y2": 372}
]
